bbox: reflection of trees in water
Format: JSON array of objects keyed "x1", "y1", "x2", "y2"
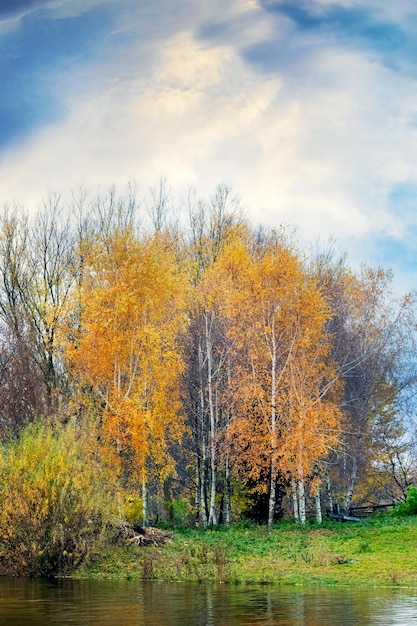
[{"x1": 0, "y1": 579, "x2": 416, "y2": 625}]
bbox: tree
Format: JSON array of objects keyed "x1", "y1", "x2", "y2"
[
  {"x1": 190, "y1": 253, "x2": 235, "y2": 527},
  {"x1": 221, "y1": 232, "x2": 340, "y2": 527},
  {"x1": 312, "y1": 250, "x2": 417, "y2": 512},
  {"x1": 183, "y1": 187, "x2": 244, "y2": 528},
  {"x1": 0, "y1": 200, "x2": 76, "y2": 430},
  {"x1": 66, "y1": 226, "x2": 189, "y2": 522},
  {"x1": 26, "y1": 198, "x2": 76, "y2": 405}
]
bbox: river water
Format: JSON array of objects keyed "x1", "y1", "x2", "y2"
[{"x1": 0, "y1": 578, "x2": 416, "y2": 625}]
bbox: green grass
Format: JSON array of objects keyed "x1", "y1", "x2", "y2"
[{"x1": 74, "y1": 516, "x2": 417, "y2": 586}]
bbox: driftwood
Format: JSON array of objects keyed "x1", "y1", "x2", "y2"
[{"x1": 120, "y1": 522, "x2": 173, "y2": 547}]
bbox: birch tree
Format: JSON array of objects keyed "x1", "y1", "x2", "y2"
[
  {"x1": 221, "y1": 232, "x2": 340, "y2": 527},
  {"x1": 66, "y1": 227, "x2": 189, "y2": 521}
]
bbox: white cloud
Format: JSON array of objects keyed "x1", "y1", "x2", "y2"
[
  {"x1": 0, "y1": 19, "x2": 286, "y2": 211},
  {"x1": 0, "y1": 0, "x2": 417, "y2": 292}
]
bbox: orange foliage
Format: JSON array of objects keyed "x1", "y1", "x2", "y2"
[
  {"x1": 66, "y1": 230, "x2": 189, "y2": 485},
  {"x1": 217, "y1": 234, "x2": 341, "y2": 497}
]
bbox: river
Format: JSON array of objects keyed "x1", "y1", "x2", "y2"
[{"x1": 0, "y1": 578, "x2": 416, "y2": 625}]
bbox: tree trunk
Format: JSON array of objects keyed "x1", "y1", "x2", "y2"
[
  {"x1": 313, "y1": 465, "x2": 323, "y2": 524},
  {"x1": 292, "y1": 476, "x2": 300, "y2": 522},
  {"x1": 194, "y1": 404, "x2": 201, "y2": 528},
  {"x1": 268, "y1": 463, "x2": 276, "y2": 530},
  {"x1": 268, "y1": 322, "x2": 277, "y2": 531},
  {"x1": 315, "y1": 487, "x2": 322, "y2": 524},
  {"x1": 142, "y1": 478, "x2": 148, "y2": 527},
  {"x1": 225, "y1": 454, "x2": 231, "y2": 528},
  {"x1": 200, "y1": 430, "x2": 208, "y2": 528},
  {"x1": 194, "y1": 454, "x2": 201, "y2": 528},
  {"x1": 344, "y1": 455, "x2": 357, "y2": 514},
  {"x1": 298, "y1": 477, "x2": 306, "y2": 524},
  {"x1": 206, "y1": 313, "x2": 217, "y2": 526},
  {"x1": 198, "y1": 341, "x2": 208, "y2": 528},
  {"x1": 324, "y1": 461, "x2": 333, "y2": 513},
  {"x1": 224, "y1": 365, "x2": 232, "y2": 528}
]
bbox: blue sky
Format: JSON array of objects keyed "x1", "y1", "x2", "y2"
[{"x1": 1, "y1": 0, "x2": 416, "y2": 292}]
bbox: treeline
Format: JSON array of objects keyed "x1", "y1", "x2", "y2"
[{"x1": 0, "y1": 183, "x2": 416, "y2": 566}]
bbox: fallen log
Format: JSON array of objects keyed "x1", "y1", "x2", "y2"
[{"x1": 120, "y1": 522, "x2": 173, "y2": 547}]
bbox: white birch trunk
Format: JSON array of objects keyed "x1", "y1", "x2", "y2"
[
  {"x1": 292, "y1": 476, "x2": 300, "y2": 522},
  {"x1": 268, "y1": 319, "x2": 277, "y2": 531},
  {"x1": 268, "y1": 464, "x2": 277, "y2": 531},
  {"x1": 315, "y1": 487, "x2": 323, "y2": 524},
  {"x1": 206, "y1": 313, "x2": 217, "y2": 526},
  {"x1": 298, "y1": 477, "x2": 306, "y2": 525},
  {"x1": 200, "y1": 411, "x2": 208, "y2": 529},
  {"x1": 198, "y1": 341, "x2": 208, "y2": 528},
  {"x1": 142, "y1": 478, "x2": 148, "y2": 527},
  {"x1": 195, "y1": 452, "x2": 201, "y2": 528},
  {"x1": 225, "y1": 364, "x2": 232, "y2": 528}
]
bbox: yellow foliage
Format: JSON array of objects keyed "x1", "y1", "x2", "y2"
[
  {"x1": 0, "y1": 420, "x2": 117, "y2": 576},
  {"x1": 124, "y1": 495, "x2": 144, "y2": 523},
  {"x1": 217, "y1": 234, "x2": 341, "y2": 493},
  {"x1": 66, "y1": 230, "x2": 190, "y2": 488}
]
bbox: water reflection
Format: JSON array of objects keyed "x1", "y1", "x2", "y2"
[{"x1": 0, "y1": 578, "x2": 416, "y2": 625}]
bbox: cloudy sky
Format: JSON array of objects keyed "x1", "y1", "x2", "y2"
[{"x1": 1, "y1": 0, "x2": 416, "y2": 291}]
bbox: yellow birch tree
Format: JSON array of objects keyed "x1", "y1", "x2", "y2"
[
  {"x1": 218, "y1": 232, "x2": 341, "y2": 527},
  {"x1": 66, "y1": 228, "x2": 189, "y2": 521}
]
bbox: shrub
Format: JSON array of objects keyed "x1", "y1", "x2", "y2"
[
  {"x1": 0, "y1": 420, "x2": 116, "y2": 576},
  {"x1": 393, "y1": 486, "x2": 417, "y2": 517},
  {"x1": 165, "y1": 498, "x2": 193, "y2": 528}
]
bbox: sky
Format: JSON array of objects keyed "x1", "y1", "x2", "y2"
[{"x1": 1, "y1": 0, "x2": 417, "y2": 292}]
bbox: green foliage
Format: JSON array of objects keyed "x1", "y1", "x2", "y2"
[
  {"x1": 0, "y1": 420, "x2": 117, "y2": 577},
  {"x1": 393, "y1": 486, "x2": 417, "y2": 516},
  {"x1": 167, "y1": 498, "x2": 193, "y2": 528}
]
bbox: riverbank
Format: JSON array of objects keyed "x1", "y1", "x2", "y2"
[{"x1": 74, "y1": 515, "x2": 417, "y2": 586}]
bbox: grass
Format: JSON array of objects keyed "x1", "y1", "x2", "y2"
[{"x1": 74, "y1": 515, "x2": 417, "y2": 587}]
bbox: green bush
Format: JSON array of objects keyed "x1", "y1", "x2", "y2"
[
  {"x1": 0, "y1": 420, "x2": 116, "y2": 577},
  {"x1": 394, "y1": 486, "x2": 417, "y2": 516}
]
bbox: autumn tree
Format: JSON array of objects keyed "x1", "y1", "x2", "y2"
[
  {"x1": 312, "y1": 250, "x2": 417, "y2": 512},
  {"x1": 218, "y1": 231, "x2": 340, "y2": 528},
  {"x1": 184, "y1": 186, "x2": 244, "y2": 527},
  {"x1": 66, "y1": 224, "x2": 189, "y2": 523},
  {"x1": 189, "y1": 254, "x2": 235, "y2": 527}
]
